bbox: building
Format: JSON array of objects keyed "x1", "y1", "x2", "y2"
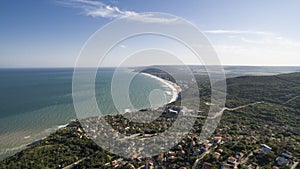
[
  {"x1": 261, "y1": 144, "x2": 272, "y2": 153},
  {"x1": 202, "y1": 162, "x2": 212, "y2": 169},
  {"x1": 213, "y1": 152, "x2": 221, "y2": 159},
  {"x1": 227, "y1": 157, "x2": 237, "y2": 164},
  {"x1": 221, "y1": 163, "x2": 235, "y2": 169},
  {"x1": 235, "y1": 152, "x2": 244, "y2": 160},
  {"x1": 213, "y1": 136, "x2": 222, "y2": 143},
  {"x1": 276, "y1": 153, "x2": 293, "y2": 166}
]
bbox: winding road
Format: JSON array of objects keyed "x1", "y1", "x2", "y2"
[{"x1": 192, "y1": 101, "x2": 264, "y2": 169}]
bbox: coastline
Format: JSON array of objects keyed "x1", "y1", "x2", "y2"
[
  {"x1": 140, "y1": 72, "x2": 182, "y2": 103},
  {"x1": 0, "y1": 72, "x2": 181, "y2": 161},
  {"x1": 0, "y1": 121, "x2": 73, "y2": 160}
]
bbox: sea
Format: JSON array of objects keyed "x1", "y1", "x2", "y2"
[{"x1": 0, "y1": 68, "x2": 175, "y2": 160}]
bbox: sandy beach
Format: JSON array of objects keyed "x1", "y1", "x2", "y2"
[{"x1": 140, "y1": 73, "x2": 182, "y2": 103}]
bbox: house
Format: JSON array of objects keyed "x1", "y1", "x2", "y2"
[
  {"x1": 168, "y1": 151, "x2": 176, "y2": 156},
  {"x1": 227, "y1": 157, "x2": 237, "y2": 164},
  {"x1": 145, "y1": 160, "x2": 153, "y2": 167},
  {"x1": 213, "y1": 152, "x2": 221, "y2": 159},
  {"x1": 168, "y1": 108, "x2": 178, "y2": 115},
  {"x1": 281, "y1": 152, "x2": 293, "y2": 159},
  {"x1": 213, "y1": 136, "x2": 222, "y2": 143},
  {"x1": 217, "y1": 148, "x2": 224, "y2": 153},
  {"x1": 247, "y1": 163, "x2": 259, "y2": 169},
  {"x1": 168, "y1": 156, "x2": 175, "y2": 161},
  {"x1": 191, "y1": 140, "x2": 197, "y2": 147},
  {"x1": 221, "y1": 163, "x2": 235, "y2": 169},
  {"x1": 166, "y1": 105, "x2": 183, "y2": 112},
  {"x1": 235, "y1": 152, "x2": 244, "y2": 160},
  {"x1": 125, "y1": 163, "x2": 135, "y2": 169},
  {"x1": 261, "y1": 144, "x2": 272, "y2": 153},
  {"x1": 170, "y1": 164, "x2": 177, "y2": 169},
  {"x1": 202, "y1": 162, "x2": 212, "y2": 169},
  {"x1": 179, "y1": 150, "x2": 186, "y2": 156},
  {"x1": 276, "y1": 156, "x2": 290, "y2": 166},
  {"x1": 156, "y1": 153, "x2": 164, "y2": 163},
  {"x1": 193, "y1": 148, "x2": 201, "y2": 155},
  {"x1": 201, "y1": 143, "x2": 211, "y2": 152}
]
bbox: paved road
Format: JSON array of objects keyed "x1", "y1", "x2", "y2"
[
  {"x1": 191, "y1": 102, "x2": 263, "y2": 169},
  {"x1": 192, "y1": 148, "x2": 212, "y2": 169},
  {"x1": 291, "y1": 162, "x2": 299, "y2": 169},
  {"x1": 63, "y1": 157, "x2": 88, "y2": 169},
  {"x1": 210, "y1": 101, "x2": 263, "y2": 119}
]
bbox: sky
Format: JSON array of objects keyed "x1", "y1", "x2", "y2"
[{"x1": 0, "y1": 0, "x2": 300, "y2": 67}]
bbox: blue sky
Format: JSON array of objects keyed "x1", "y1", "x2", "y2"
[{"x1": 1, "y1": 0, "x2": 300, "y2": 67}]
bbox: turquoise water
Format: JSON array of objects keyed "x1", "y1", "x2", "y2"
[{"x1": 0, "y1": 68, "x2": 174, "y2": 160}]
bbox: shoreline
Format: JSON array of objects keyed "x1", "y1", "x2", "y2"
[
  {"x1": 1, "y1": 72, "x2": 181, "y2": 161},
  {"x1": 140, "y1": 72, "x2": 182, "y2": 103},
  {"x1": 0, "y1": 121, "x2": 73, "y2": 160}
]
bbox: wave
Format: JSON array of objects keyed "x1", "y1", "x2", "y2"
[
  {"x1": 0, "y1": 143, "x2": 28, "y2": 159},
  {"x1": 140, "y1": 73, "x2": 180, "y2": 104},
  {"x1": 0, "y1": 122, "x2": 72, "y2": 160}
]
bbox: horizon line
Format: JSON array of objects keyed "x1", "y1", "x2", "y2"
[{"x1": 1, "y1": 65, "x2": 300, "y2": 69}]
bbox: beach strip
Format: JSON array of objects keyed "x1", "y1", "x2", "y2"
[{"x1": 140, "y1": 73, "x2": 182, "y2": 103}]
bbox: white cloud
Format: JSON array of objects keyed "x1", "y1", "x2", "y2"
[
  {"x1": 119, "y1": 44, "x2": 126, "y2": 48},
  {"x1": 241, "y1": 36, "x2": 300, "y2": 48},
  {"x1": 204, "y1": 29, "x2": 300, "y2": 48},
  {"x1": 204, "y1": 29, "x2": 300, "y2": 65},
  {"x1": 58, "y1": 0, "x2": 137, "y2": 18},
  {"x1": 214, "y1": 44, "x2": 300, "y2": 66},
  {"x1": 203, "y1": 29, "x2": 272, "y2": 36},
  {"x1": 58, "y1": 0, "x2": 177, "y2": 23}
]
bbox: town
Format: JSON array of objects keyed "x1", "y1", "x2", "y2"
[{"x1": 69, "y1": 103, "x2": 299, "y2": 169}]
